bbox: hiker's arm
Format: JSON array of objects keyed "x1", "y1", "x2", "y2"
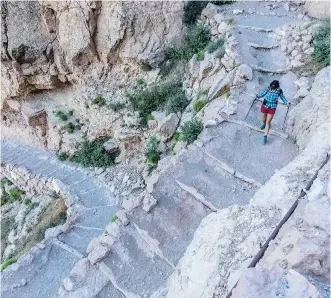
[
  {"x1": 280, "y1": 93, "x2": 289, "y2": 105},
  {"x1": 256, "y1": 89, "x2": 268, "y2": 98}
]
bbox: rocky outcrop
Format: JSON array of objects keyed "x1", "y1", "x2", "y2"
[
  {"x1": 287, "y1": 67, "x2": 330, "y2": 149},
  {"x1": 1, "y1": 1, "x2": 184, "y2": 106},
  {"x1": 304, "y1": 0, "x2": 330, "y2": 19}
]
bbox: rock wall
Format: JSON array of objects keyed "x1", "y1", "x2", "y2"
[
  {"x1": 1, "y1": 0, "x2": 184, "y2": 105},
  {"x1": 304, "y1": 0, "x2": 330, "y2": 19}
]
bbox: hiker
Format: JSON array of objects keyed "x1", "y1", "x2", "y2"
[{"x1": 256, "y1": 80, "x2": 290, "y2": 144}]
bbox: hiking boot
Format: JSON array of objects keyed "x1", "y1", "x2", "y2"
[
  {"x1": 260, "y1": 122, "x2": 266, "y2": 130},
  {"x1": 263, "y1": 135, "x2": 267, "y2": 145}
]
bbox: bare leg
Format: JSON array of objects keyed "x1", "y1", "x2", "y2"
[
  {"x1": 261, "y1": 112, "x2": 267, "y2": 123},
  {"x1": 265, "y1": 113, "x2": 274, "y2": 136}
]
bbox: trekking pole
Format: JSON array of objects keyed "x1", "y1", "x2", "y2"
[
  {"x1": 282, "y1": 104, "x2": 290, "y2": 131},
  {"x1": 244, "y1": 95, "x2": 257, "y2": 119}
]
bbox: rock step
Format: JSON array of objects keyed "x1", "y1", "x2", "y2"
[
  {"x1": 236, "y1": 25, "x2": 273, "y2": 32},
  {"x1": 248, "y1": 42, "x2": 279, "y2": 50},
  {"x1": 252, "y1": 66, "x2": 288, "y2": 74}
]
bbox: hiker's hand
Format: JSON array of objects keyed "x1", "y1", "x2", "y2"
[
  {"x1": 255, "y1": 94, "x2": 259, "y2": 99},
  {"x1": 287, "y1": 102, "x2": 291, "y2": 106}
]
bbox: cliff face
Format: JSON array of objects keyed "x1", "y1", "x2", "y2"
[{"x1": 1, "y1": 0, "x2": 184, "y2": 105}]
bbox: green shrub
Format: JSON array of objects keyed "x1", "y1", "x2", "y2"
[
  {"x1": 215, "y1": 46, "x2": 226, "y2": 59},
  {"x1": 1, "y1": 178, "x2": 12, "y2": 187},
  {"x1": 227, "y1": 17, "x2": 234, "y2": 25},
  {"x1": 145, "y1": 136, "x2": 160, "y2": 171},
  {"x1": 23, "y1": 198, "x2": 32, "y2": 206},
  {"x1": 147, "y1": 113, "x2": 154, "y2": 121},
  {"x1": 165, "y1": 92, "x2": 189, "y2": 115},
  {"x1": 54, "y1": 111, "x2": 68, "y2": 121},
  {"x1": 140, "y1": 61, "x2": 153, "y2": 71},
  {"x1": 183, "y1": 1, "x2": 233, "y2": 25},
  {"x1": 312, "y1": 20, "x2": 330, "y2": 67},
  {"x1": 127, "y1": 80, "x2": 182, "y2": 125},
  {"x1": 206, "y1": 38, "x2": 225, "y2": 53},
  {"x1": 196, "y1": 50, "x2": 205, "y2": 61},
  {"x1": 70, "y1": 137, "x2": 117, "y2": 167},
  {"x1": 58, "y1": 152, "x2": 69, "y2": 161},
  {"x1": 165, "y1": 25, "x2": 210, "y2": 62},
  {"x1": 68, "y1": 110, "x2": 74, "y2": 116},
  {"x1": 110, "y1": 215, "x2": 118, "y2": 223},
  {"x1": 8, "y1": 189, "x2": 25, "y2": 202},
  {"x1": 180, "y1": 119, "x2": 204, "y2": 143},
  {"x1": 65, "y1": 122, "x2": 75, "y2": 134},
  {"x1": 226, "y1": 91, "x2": 231, "y2": 98},
  {"x1": 92, "y1": 96, "x2": 105, "y2": 106},
  {"x1": 136, "y1": 78, "x2": 146, "y2": 85},
  {"x1": 1, "y1": 258, "x2": 17, "y2": 271},
  {"x1": 108, "y1": 102, "x2": 125, "y2": 112},
  {"x1": 193, "y1": 100, "x2": 206, "y2": 112}
]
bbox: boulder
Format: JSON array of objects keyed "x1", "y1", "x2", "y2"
[
  {"x1": 218, "y1": 22, "x2": 229, "y2": 35},
  {"x1": 103, "y1": 139, "x2": 119, "y2": 154},
  {"x1": 115, "y1": 210, "x2": 130, "y2": 226},
  {"x1": 151, "y1": 111, "x2": 166, "y2": 123},
  {"x1": 304, "y1": 0, "x2": 330, "y2": 19},
  {"x1": 122, "y1": 195, "x2": 143, "y2": 211},
  {"x1": 158, "y1": 113, "x2": 179, "y2": 138},
  {"x1": 142, "y1": 193, "x2": 158, "y2": 212},
  {"x1": 88, "y1": 245, "x2": 111, "y2": 265},
  {"x1": 21, "y1": 104, "x2": 47, "y2": 127},
  {"x1": 6, "y1": 100, "x2": 21, "y2": 112},
  {"x1": 208, "y1": 69, "x2": 235, "y2": 101}
]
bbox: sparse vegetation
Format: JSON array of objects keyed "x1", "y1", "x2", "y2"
[
  {"x1": 1, "y1": 258, "x2": 17, "y2": 272},
  {"x1": 65, "y1": 122, "x2": 75, "y2": 134},
  {"x1": 92, "y1": 96, "x2": 106, "y2": 106},
  {"x1": 206, "y1": 38, "x2": 225, "y2": 53},
  {"x1": 226, "y1": 91, "x2": 231, "y2": 98},
  {"x1": 183, "y1": 1, "x2": 233, "y2": 25},
  {"x1": 110, "y1": 215, "x2": 118, "y2": 223},
  {"x1": 108, "y1": 102, "x2": 125, "y2": 112},
  {"x1": 215, "y1": 46, "x2": 226, "y2": 59},
  {"x1": 127, "y1": 80, "x2": 183, "y2": 125},
  {"x1": 136, "y1": 78, "x2": 146, "y2": 85},
  {"x1": 140, "y1": 61, "x2": 153, "y2": 71},
  {"x1": 193, "y1": 99, "x2": 206, "y2": 113},
  {"x1": 58, "y1": 152, "x2": 69, "y2": 161},
  {"x1": 145, "y1": 136, "x2": 160, "y2": 173},
  {"x1": 170, "y1": 132, "x2": 182, "y2": 155},
  {"x1": 165, "y1": 25, "x2": 209, "y2": 62},
  {"x1": 196, "y1": 50, "x2": 205, "y2": 61},
  {"x1": 180, "y1": 119, "x2": 204, "y2": 144},
  {"x1": 312, "y1": 20, "x2": 330, "y2": 67},
  {"x1": 54, "y1": 111, "x2": 68, "y2": 121},
  {"x1": 147, "y1": 113, "x2": 154, "y2": 121},
  {"x1": 1, "y1": 178, "x2": 13, "y2": 187},
  {"x1": 227, "y1": 17, "x2": 234, "y2": 25},
  {"x1": 70, "y1": 136, "x2": 117, "y2": 167},
  {"x1": 8, "y1": 189, "x2": 25, "y2": 202},
  {"x1": 68, "y1": 110, "x2": 74, "y2": 116},
  {"x1": 165, "y1": 92, "x2": 189, "y2": 115},
  {"x1": 36, "y1": 210, "x2": 67, "y2": 242}
]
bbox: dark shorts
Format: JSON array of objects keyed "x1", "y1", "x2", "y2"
[{"x1": 261, "y1": 104, "x2": 276, "y2": 115}]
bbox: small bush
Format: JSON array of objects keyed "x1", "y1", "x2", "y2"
[
  {"x1": 23, "y1": 198, "x2": 32, "y2": 206},
  {"x1": 54, "y1": 111, "x2": 68, "y2": 121},
  {"x1": 215, "y1": 46, "x2": 226, "y2": 59},
  {"x1": 1, "y1": 178, "x2": 12, "y2": 187},
  {"x1": 108, "y1": 102, "x2": 125, "y2": 112},
  {"x1": 8, "y1": 189, "x2": 25, "y2": 202},
  {"x1": 180, "y1": 119, "x2": 204, "y2": 143},
  {"x1": 70, "y1": 137, "x2": 117, "y2": 167},
  {"x1": 127, "y1": 80, "x2": 182, "y2": 125},
  {"x1": 68, "y1": 110, "x2": 74, "y2": 116},
  {"x1": 226, "y1": 91, "x2": 231, "y2": 98},
  {"x1": 165, "y1": 92, "x2": 189, "y2": 115},
  {"x1": 58, "y1": 152, "x2": 69, "y2": 161},
  {"x1": 1, "y1": 258, "x2": 17, "y2": 271},
  {"x1": 193, "y1": 100, "x2": 206, "y2": 113},
  {"x1": 92, "y1": 96, "x2": 106, "y2": 106},
  {"x1": 196, "y1": 50, "x2": 205, "y2": 61},
  {"x1": 140, "y1": 61, "x2": 153, "y2": 71},
  {"x1": 206, "y1": 38, "x2": 225, "y2": 53},
  {"x1": 136, "y1": 78, "x2": 146, "y2": 85},
  {"x1": 65, "y1": 122, "x2": 75, "y2": 134},
  {"x1": 147, "y1": 113, "x2": 154, "y2": 121},
  {"x1": 312, "y1": 20, "x2": 330, "y2": 67},
  {"x1": 110, "y1": 215, "x2": 118, "y2": 223},
  {"x1": 145, "y1": 136, "x2": 160, "y2": 171},
  {"x1": 165, "y1": 25, "x2": 209, "y2": 62},
  {"x1": 227, "y1": 17, "x2": 234, "y2": 25}
]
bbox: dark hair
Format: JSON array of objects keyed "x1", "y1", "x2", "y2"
[{"x1": 269, "y1": 80, "x2": 280, "y2": 90}]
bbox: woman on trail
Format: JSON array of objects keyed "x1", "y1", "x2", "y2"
[{"x1": 256, "y1": 80, "x2": 291, "y2": 144}]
